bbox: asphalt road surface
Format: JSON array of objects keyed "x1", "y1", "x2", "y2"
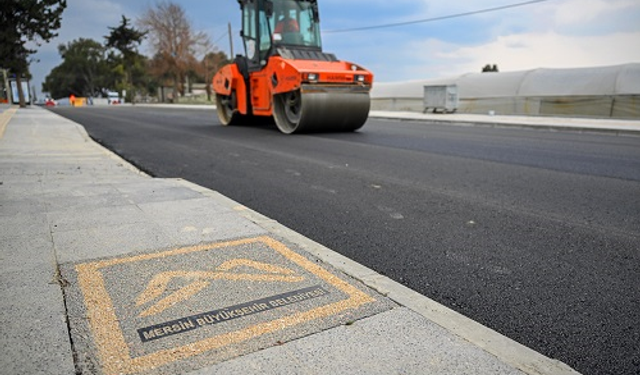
[{"x1": 50, "y1": 106, "x2": 640, "y2": 375}]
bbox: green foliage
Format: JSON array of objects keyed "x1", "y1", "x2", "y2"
[
  {"x1": 40, "y1": 4, "x2": 227, "y2": 102},
  {"x1": 44, "y1": 16, "x2": 155, "y2": 100},
  {"x1": 0, "y1": 0, "x2": 66, "y2": 71},
  {"x1": 482, "y1": 64, "x2": 499, "y2": 73},
  {"x1": 105, "y1": 16, "x2": 146, "y2": 59},
  {"x1": 0, "y1": 0, "x2": 66, "y2": 105},
  {"x1": 105, "y1": 15, "x2": 149, "y2": 102},
  {"x1": 43, "y1": 38, "x2": 110, "y2": 98}
]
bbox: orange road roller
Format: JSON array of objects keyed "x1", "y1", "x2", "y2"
[{"x1": 212, "y1": 0, "x2": 373, "y2": 134}]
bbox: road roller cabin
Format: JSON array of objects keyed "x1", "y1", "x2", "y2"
[{"x1": 212, "y1": 0, "x2": 373, "y2": 134}]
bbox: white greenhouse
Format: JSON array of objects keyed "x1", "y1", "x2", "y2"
[{"x1": 372, "y1": 63, "x2": 640, "y2": 119}]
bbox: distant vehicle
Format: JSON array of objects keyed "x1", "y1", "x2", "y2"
[
  {"x1": 107, "y1": 91, "x2": 121, "y2": 105},
  {"x1": 45, "y1": 97, "x2": 57, "y2": 107}
]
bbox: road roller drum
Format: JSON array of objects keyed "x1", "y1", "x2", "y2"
[{"x1": 273, "y1": 86, "x2": 371, "y2": 134}]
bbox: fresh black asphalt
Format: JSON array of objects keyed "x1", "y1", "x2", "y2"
[{"x1": 49, "y1": 106, "x2": 640, "y2": 375}]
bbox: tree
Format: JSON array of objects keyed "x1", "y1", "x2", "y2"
[
  {"x1": 105, "y1": 16, "x2": 147, "y2": 102},
  {"x1": 0, "y1": 0, "x2": 67, "y2": 107},
  {"x1": 147, "y1": 52, "x2": 175, "y2": 101},
  {"x1": 138, "y1": 1, "x2": 211, "y2": 102},
  {"x1": 482, "y1": 64, "x2": 499, "y2": 73},
  {"x1": 43, "y1": 38, "x2": 110, "y2": 98}
]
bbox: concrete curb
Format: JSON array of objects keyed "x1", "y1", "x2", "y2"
[
  {"x1": 171, "y1": 179, "x2": 581, "y2": 375},
  {"x1": 369, "y1": 111, "x2": 640, "y2": 136}
]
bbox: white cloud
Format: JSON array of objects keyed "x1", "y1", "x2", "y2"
[
  {"x1": 434, "y1": 31, "x2": 640, "y2": 75},
  {"x1": 352, "y1": 0, "x2": 640, "y2": 81},
  {"x1": 553, "y1": 0, "x2": 637, "y2": 25}
]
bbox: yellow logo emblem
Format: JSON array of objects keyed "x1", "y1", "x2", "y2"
[{"x1": 136, "y1": 259, "x2": 305, "y2": 317}]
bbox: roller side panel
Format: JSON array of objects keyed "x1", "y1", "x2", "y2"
[{"x1": 213, "y1": 64, "x2": 249, "y2": 115}]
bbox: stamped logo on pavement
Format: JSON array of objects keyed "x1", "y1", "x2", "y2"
[{"x1": 62, "y1": 236, "x2": 393, "y2": 375}]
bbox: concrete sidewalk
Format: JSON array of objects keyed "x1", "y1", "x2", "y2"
[{"x1": 0, "y1": 105, "x2": 581, "y2": 375}]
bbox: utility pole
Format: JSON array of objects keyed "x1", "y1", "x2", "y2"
[{"x1": 228, "y1": 22, "x2": 234, "y2": 58}]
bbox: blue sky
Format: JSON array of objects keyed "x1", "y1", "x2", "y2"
[{"x1": 29, "y1": 0, "x2": 640, "y2": 97}]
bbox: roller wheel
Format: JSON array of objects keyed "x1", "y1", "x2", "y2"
[
  {"x1": 216, "y1": 92, "x2": 238, "y2": 125},
  {"x1": 274, "y1": 90, "x2": 303, "y2": 134}
]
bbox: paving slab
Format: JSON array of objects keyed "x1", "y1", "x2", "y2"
[
  {"x1": 191, "y1": 307, "x2": 527, "y2": 375},
  {"x1": 114, "y1": 181, "x2": 204, "y2": 205},
  {"x1": 0, "y1": 234, "x2": 53, "y2": 272},
  {"x1": 52, "y1": 222, "x2": 175, "y2": 263},
  {"x1": 61, "y1": 236, "x2": 394, "y2": 375},
  {"x1": 0, "y1": 265, "x2": 76, "y2": 375}
]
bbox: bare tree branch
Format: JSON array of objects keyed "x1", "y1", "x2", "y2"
[{"x1": 138, "y1": 1, "x2": 211, "y2": 101}]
